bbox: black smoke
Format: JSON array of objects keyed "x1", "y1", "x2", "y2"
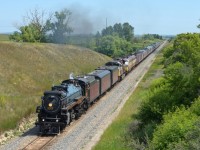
[{"x1": 68, "y1": 3, "x2": 111, "y2": 34}]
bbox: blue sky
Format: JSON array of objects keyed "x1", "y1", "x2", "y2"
[{"x1": 1, "y1": 0, "x2": 200, "y2": 35}]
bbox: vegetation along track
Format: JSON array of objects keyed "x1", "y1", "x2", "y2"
[{"x1": 0, "y1": 41, "x2": 167, "y2": 150}]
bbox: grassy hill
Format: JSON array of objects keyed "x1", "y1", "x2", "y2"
[
  {"x1": 0, "y1": 34, "x2": 9, "y2": 41},
  {"x1": 0, "y1": 41, "x2": 111, "y2": 133}
]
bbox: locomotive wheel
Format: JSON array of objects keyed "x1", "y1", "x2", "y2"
[
  {"x1": 74, "y1": 105, "x2": 82, "y2": 119},
  {"x1": 70, "y1": 110, "x2": 76, "y2": 121},
  {"x1": 83, "y1": 101, "x2": 89, "y2": 111}
]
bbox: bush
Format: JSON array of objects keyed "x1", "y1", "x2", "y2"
[
  {"x1": 149, "y1": 107, "x2": 198, "y2": 150},
  {"x1": 190, "y1": 97, "x2": 200, "y2": 116},
  {"x1": 95, "y1": 35, "x2": 133, "y2": 57},
  {"x1": 167, "y1": 120, "x2": 200, "y2": 150},
  {"x1": 137, "y1": 78, "x2": 173, "y2": 125}
]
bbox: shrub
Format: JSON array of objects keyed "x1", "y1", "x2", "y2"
[
  {"x1": 137, "y1": 78, "x2": 173, "y2": 125},
  {"x1": 149, "y1": 107, "x2": 197, "y2": 150}
]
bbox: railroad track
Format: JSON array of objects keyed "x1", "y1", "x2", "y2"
[{"x1": 21, "y1": 136, "x2": 56, "y2": 150}]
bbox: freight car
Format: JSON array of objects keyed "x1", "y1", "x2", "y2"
[
  {"x1": 97, "y1": 65, "x2": 119, "y2": 86},
  {"x1": 88, "y1": 69, "x2": 111, "y2": 95},
  {"x1": 35, "y1": 42, "x2": 161, "y2": 134}
]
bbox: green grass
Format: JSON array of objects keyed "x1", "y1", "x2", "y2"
[
  {"x1": 0, "y1": 34, "x2": 9, "y2": 41},
  {"x1": 93, "y1": 51, "x2": 165, "y2": 150},
  {"x1": 0, "y1": 41, "x2": 111, "y2": 133}
]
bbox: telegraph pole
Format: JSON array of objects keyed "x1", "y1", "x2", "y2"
[{"x1": 106, "y1": 18, "x2": 107, "y2": 29}]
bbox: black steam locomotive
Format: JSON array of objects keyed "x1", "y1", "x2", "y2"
[
  {"x1": 35, "y1": 80, "x2": 88, "y2": 134},
  {"x1": 35, "y1": 42, "x2": 161, "y2": 134}
]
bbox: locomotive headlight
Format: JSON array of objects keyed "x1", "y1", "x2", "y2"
[
  {"x1": 42, "y1": 119, "x2": 45, "y2": 121},
  {"x1": 43, "y1": 94, "x2": 60, "y2": 113},
  {"x1": 56, "y1": 119, "x2": 59, "y2": 122},
  {"x1": 48, "y1": 103, "x2": 53, "y2": 107}
]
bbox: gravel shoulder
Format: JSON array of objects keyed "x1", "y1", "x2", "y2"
[{"x1": 0, "y1": 41, "x2": 167, "y2": 150}]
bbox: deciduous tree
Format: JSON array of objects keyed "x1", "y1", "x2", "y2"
[
  {"x1": 47, "y1": 9, "x2": 73, "y2": 44},
  {"x1": 122, "y1": 22, "x2": 134, "y2": 41},
  {"x1": 9, "y1": 7, "x2": 52, "y2": 42}
]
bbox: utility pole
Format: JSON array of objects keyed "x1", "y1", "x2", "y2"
[{"x1": 106, "y1": 18, "x2": 107, "y2": 29}]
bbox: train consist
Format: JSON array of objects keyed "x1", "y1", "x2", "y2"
[{"x1": 35, "y1": 42, "x2": 161, "y2": 134}]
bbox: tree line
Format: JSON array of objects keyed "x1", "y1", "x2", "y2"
[{"x1": 142, "y1": 34, "x2": 162, "y2": 40}]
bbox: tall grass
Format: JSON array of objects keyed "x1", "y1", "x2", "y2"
[
  {"x1": 0, "y1": 42, "x2": 111, "y2": 133},
  {"x1": 93, "y1": 52, "x2": 164, "y2": 150}
]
